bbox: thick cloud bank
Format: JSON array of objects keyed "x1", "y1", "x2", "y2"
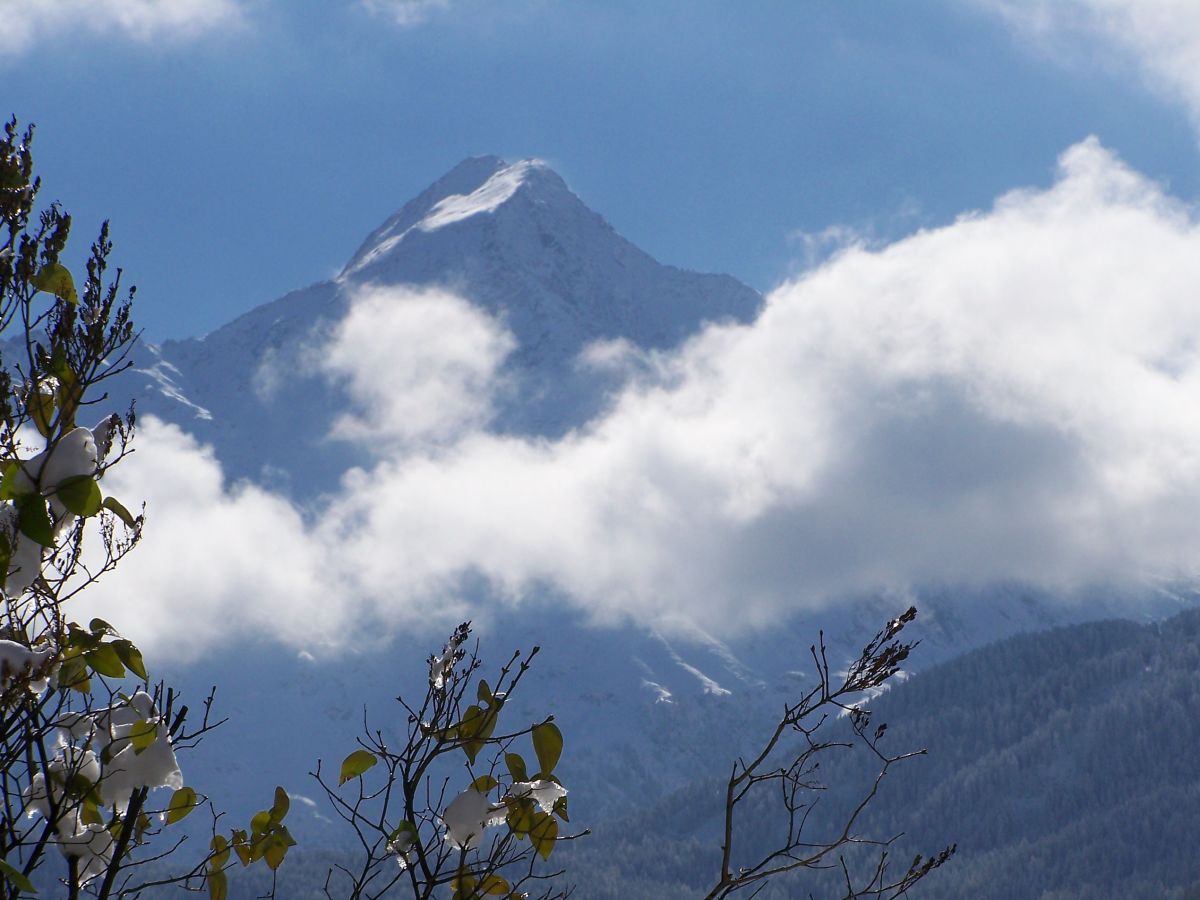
[{"x1": 89, "y1": 139, "x2": 1200, "y2": 655}]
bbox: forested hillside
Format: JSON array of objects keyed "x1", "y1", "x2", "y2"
[{"x1": 556, "y1": 609, "x2": 1200, "y2": 898}]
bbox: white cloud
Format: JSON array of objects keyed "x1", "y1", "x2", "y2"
[
  {"x1": 84, "y1": 138, "x2": 1200, "y2": 654},
  {"x1": 978, "y1": 0, "x2": 1200, "y2": 122},
  {"x1": 321, "y1": 285, "x2": 515, "y2": 450},
  {"x1": 360, "y1": 0, "x2": 450, "y2": 28},
  {"x1": 88, "y1": 419, "x2": 347, "y2": 656},
  {"x1": 0, "y1": 0, "x2": 246, "y2": 58}
]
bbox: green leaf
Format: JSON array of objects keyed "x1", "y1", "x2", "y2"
[
  {"x1": 56, "y1": 476, "x2": 102, "y2": 517},
  {"x1": 479, "y1": 874, "x2": 511, "y2": 895},
  {"x1": 459, "y1": 704, "x2": 497, "y2": 764},
  {"x1": 505, "y1": 752, "x2": 528, "y2": 783},
  {"x1": 506, "y1": 800, "x2": 535, "y2": 836},
  {"x1": 338, "y1": 749, "x2": 377, "y2": 786},
  {"x1": 262, "y1": 828, "x2": 295, "y2": 870},
  {"x1": 207, "y1": 867, "x2": 228, "y2": 900},
  {"x1": 0, "y1": 461, "x2": 24, "y2": 501},
  {"x1": 230, "y1": 830, "x2": 251, "y2": 867},
  {"x1": 532, "y1": 722, "x2": 563, "y2": 776},
  {"x1": 16, "y1": 495, "x2": 54, "y2": 548},
  {"x1": 451, "y1": 869, "x2": 477, "y2": 899},
  {"x1": 0, "y1": 858, "x2": 36, "y2": 894},
  {"x1": 167, "y1": 786, "x2": 198, "y2": 825},
  {"x1": 84, "y1": 643, "x2": 126, "y2": 679},
  {"x1": 66, "y1": 623, "x2": 97, "y2": 651},
  {"x1": 89, "y1": 618, "x2": 115, "y2": 635},
  {"x1": 112, "y1": 640, "x2": 148, "y2": 680},
  {"x1": 269, "y1": 786, "x2": 289, "y2": 822},
  {"x1": 210, "y1": 834, "x2": 231, "y2": 868},
  {"x1": 129, "y1": 718, "x2": 158, "y2": 754},
  {"x1": 552, "y1": 794, "x2": 569, "y2": 822},
  {"x1": 102, "y1": 496, "x2": 137, "y2": 528},
  {"x1": 27, "y1": 388, "x2": 54, "y2": 438},
  {"x1": 135, "y1": 812, "x2": 151, "y2": 844},
  {"x1": 459, "y1": 704, "x2": 485, "y2": 738},
  {"x1": 80, "y1": 796, "x2": 103, "y2": 826},
  {"x1": 32, "y1": 263, "x2": 78, "y2": 305},
  {"x1": 54, "y1": 367, "x2": 81, "y2": 431},
  {"x1": 250, "y1": 809, "x2": 271, "y2": 835},
  {"x1": 477, "y1": 678, "x2": 492, "y2": 703},
  {"x1": 57, "y1": 652, "x2": 91, "y2": 694},
  {"x1": 529, "y1": 811, "x2": 558, "y2": 861},
  {"x1": 65, "y1": 773, "x2": 95, "y2": 799},
  {"x1": 0, "y1": 157, "x2": 23, "y2": 190},
  {"x1": 471, "y1": 774, "x2": 498, "y2": 793},
  {"x1": 263, "y1": 841, "x2": 286, "y2": 871}
]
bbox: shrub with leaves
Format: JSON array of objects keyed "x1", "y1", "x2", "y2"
[
  {"x1": 0, "y1": 117, "x2": 293, "y2": 900},
  {"x1": 316, "y1": 623, "x2": 584, "y2": 899}
]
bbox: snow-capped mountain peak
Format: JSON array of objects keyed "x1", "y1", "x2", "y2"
[
  {"x1": 341, "y1": 156, "x2": 566, "y2": 277},
  {"x1": 127, "y1": 154, "x2": 761, "y2": 484},
  {"x1": 419, "y1": 158, "x2": 547, "y2": 233},
  {"x1": 336, "y1": 154, "x2": 760, "y2": 366}
]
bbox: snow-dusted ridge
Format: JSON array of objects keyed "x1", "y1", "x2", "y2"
[
  {"x1": 419, "y1": 159, "x2": 543, "y2": 231},
  {"x1": 344, "y1": 159, "x2": 549, "y2": 275}
]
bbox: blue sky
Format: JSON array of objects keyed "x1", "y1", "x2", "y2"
[{"x1": 6, "y1": 0, "x2": 1199, "y2": 339}]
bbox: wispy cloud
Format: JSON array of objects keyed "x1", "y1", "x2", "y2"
[
  {"x1": 978, "y1": 0, "x2": 1200, "y2": 123},
  {"x1": 85, "y1": 138, "x2": 1200, "y2": 656},
  {"x1": 359, "y1": 0, "x2": 451, "y2": 28},
  {"x1": 0, "y1": 0, "x2": 246, "y2": 58}
]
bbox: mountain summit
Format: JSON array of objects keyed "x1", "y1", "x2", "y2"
[
  {"x1": 130, "y1": 157, "x2": 761, "y2": 486},
  {"x1": 341, "y1": 156, "x2": 553, "y2": 274},
  {"x1": 338, "y1": 155, "x2": 759, "y2": 363}
]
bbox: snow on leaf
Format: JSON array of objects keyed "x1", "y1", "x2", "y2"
[
  {"x1": 506, "y1": 780, "x2": 567, "y2": 815},
  {"x1": 441, "y1": 788, "x2": 494, "y2": 850}
]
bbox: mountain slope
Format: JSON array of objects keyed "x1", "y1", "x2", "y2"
[
  {"x1": 556, "y1": 608, "x2": 1200, "y2": 899},
  {"x1": 125, "y1": 157, "x2": 762, "y2": 490}
]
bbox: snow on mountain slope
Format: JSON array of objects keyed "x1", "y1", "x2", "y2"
[
  {"x1": 344, "y1": 158, "x2": 538, "y2": 262},
  {"x1": 127, "y1": 156, "x2": 761, "y2": 491},
  {"x1": 339, "y1": 156, "x2": 757, "y2": 357}
]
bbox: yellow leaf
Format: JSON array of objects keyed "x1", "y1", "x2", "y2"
[
  {"x1": 207, "y1": 867, "x2": 228, "y2": 900},
  {"x1": 166, "y1": 786, "x2": 198, "y2": 825},
  {"x1": 31, "y1": 262, "x2": 78, "y2": 304},
  {"x1": 480, "y1": 873, "x2": 511, "y2": 895},
  {"x1": 339, "y1": 749, "x2": 377, "y2": 785},
  {"x1": 529, "y1": 811, "x2": 558, "y2": 861}
]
